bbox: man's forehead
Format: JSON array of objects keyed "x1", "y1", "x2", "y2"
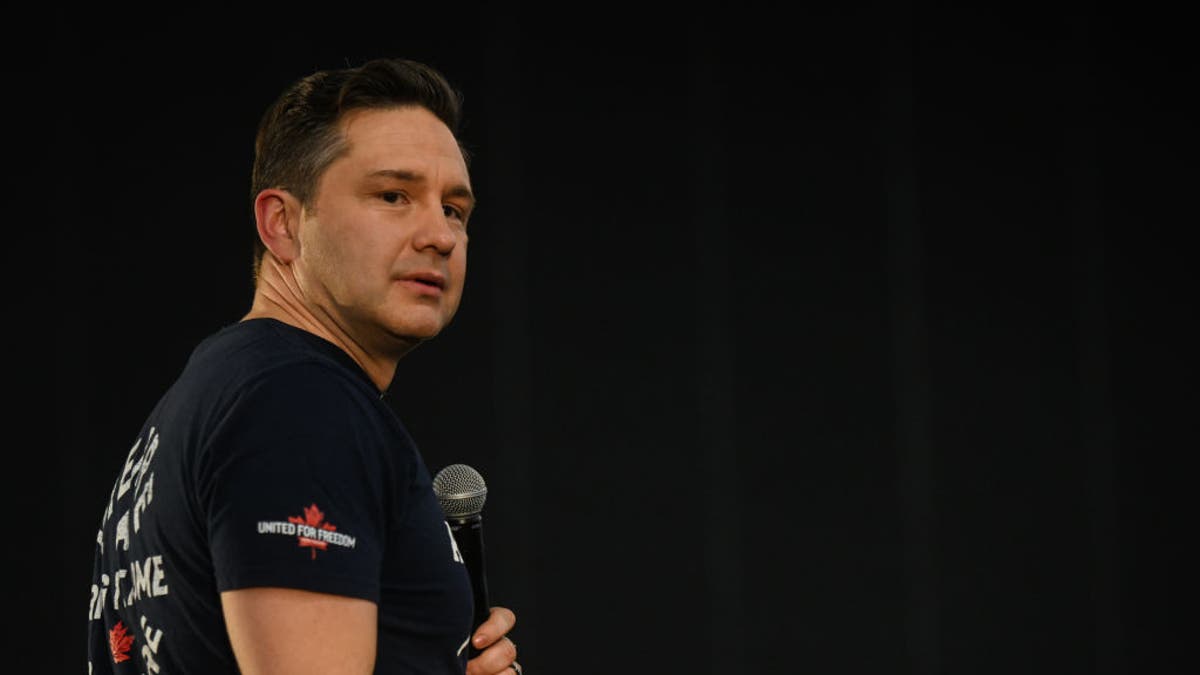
[{"x1": 342, "y1": 114, "x2": 465, "y2": 169}]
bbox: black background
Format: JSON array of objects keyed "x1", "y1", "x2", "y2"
[{"x1": 16, "y1": 2, "x2": 1193, "y2": 673}]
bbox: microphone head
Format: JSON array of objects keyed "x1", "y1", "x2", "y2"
[{"x1": 432, "y1": 463, "x2": 488, "y2": 518}]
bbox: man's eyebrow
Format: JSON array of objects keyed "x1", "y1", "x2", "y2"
[{"x1": 368, "y1": 169, "x2": 475, "y2": 205}]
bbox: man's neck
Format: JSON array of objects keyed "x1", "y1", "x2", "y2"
[{"x1": 243, "y1": 258, "x2": 402, "y2": 392}]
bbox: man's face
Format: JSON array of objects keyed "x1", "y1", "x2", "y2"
[{"x1": 293, "y1": 106, "x2": 473, "y2": 355}]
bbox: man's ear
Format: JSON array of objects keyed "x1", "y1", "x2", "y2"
[{"x1": 254, "y1": 188, "x2": 301, "y2": 263}]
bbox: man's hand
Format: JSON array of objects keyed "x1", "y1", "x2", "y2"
[{"x1": 466, "y1": 606, "x2": 520, "y2": 675}]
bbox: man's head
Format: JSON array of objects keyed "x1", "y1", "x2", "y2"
[
  {"x1": 249, "y1": 58, "x2": 474, "y2": 362},
  {"x1": 250, "y1": 58, "x2": 468, "y2": 273}
]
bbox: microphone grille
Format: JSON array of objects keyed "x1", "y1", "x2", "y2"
[{"x1": 432, "y1": 463, "x2": 488, "y2": 518}]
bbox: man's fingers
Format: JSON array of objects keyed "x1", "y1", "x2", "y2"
[{"x1": 472, "y1": 605, "x2": 517, "y2": 648}]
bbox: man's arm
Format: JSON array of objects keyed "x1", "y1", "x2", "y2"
[{"x1": 222, "y1": 587, "x2": 377, "y2": 675}]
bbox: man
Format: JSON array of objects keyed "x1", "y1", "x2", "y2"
[{"x1": 86, "y1": 57, "x2": 521, "y2": 674}]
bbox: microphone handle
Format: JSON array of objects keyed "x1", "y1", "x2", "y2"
[{"x1": 448, "y1": 515, "x2": 491, "y2": 641}]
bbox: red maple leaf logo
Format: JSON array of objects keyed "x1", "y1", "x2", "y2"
[
  {"x1": 287, "y1": 503, "x2": 338, "y2": 559},
  {"x1": 109, "y1": 620, "x2": 134, "y2": 663}
]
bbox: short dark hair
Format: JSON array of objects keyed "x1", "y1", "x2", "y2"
[{"x1": 249, "y1": 57, "x2": 467, "y2": 273}]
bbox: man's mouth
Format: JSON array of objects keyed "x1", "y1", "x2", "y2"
[{"x1": 402, "y1": 272, "x2": 446, "y2": 289}]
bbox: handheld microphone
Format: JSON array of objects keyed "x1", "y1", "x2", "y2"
[{"x1": 432, "y1": 463, "x2": 491, "y2": 648}]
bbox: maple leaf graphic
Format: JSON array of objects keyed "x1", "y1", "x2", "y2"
[
  {"x1": 287, "y1": 503, "x2": 338, "y2": 559},
  {"x1": 109, "y1": 621, "x2": 134, "y2": 663}
]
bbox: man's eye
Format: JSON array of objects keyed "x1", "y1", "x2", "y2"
[
  {"x1": 443, "y1": 204, "x2": 465, "y2": 220},
  {"x1": 380, "y1": 191, "x2": 405, "y2": 204}
]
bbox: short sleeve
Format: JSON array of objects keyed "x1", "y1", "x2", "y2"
[{"x1": 197, "y1": 362, "x2": 401, "y2": 603}]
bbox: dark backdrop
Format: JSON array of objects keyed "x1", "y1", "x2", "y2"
[{"x1": 20, "y1": 3, "x2": 1192, "y2": 673}]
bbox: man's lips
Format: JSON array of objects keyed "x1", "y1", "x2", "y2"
[{"x1": 398, "y1": 271, "x2": 446, "y2": 291}]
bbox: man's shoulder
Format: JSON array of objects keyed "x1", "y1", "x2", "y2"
[
  {"x1": 191, "y1": 319, "x2": 359, "y2": 382},
  {"x1": 168, "y1": 319, "x2": 381, "y2": 423}
]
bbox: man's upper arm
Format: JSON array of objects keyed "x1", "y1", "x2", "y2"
[{"x1": 221, "y1": 587, "x2": 377, "y2": 675}]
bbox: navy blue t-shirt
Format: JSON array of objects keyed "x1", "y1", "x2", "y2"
[{"x1": 87, "y1": 318, "x2": 474, "y2": 674}]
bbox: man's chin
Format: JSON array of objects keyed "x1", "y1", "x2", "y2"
[{"x1": 384, "y1": 309, "x2": 452, "y2": 337}]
